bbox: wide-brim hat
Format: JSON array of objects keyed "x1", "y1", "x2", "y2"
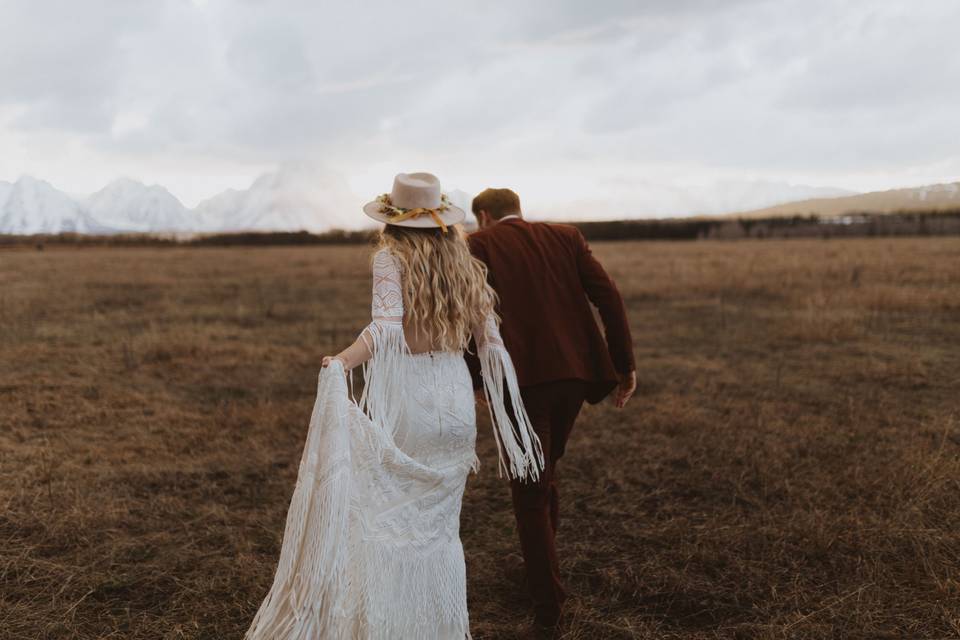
[{"x1": 363, "y1": 172, "x2": 466, "y2": 232}]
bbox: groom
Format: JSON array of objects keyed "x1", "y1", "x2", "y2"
[{"x1": 466, "y1": 188, "x2": 636, "y2": 634}]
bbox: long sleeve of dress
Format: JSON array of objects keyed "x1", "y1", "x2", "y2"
[
  {"x1": 474, "y1": 313, "x2": 545, "y2": 481},
  {"x1": 359, "y1": 249, "x2": 409, "y2": 433}
]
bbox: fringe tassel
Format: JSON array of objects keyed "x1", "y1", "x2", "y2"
[
  {"x1": 359, "y1": 321, "x2": 409, "y2": 437},
  {"x1": 479, "y1": 344, "x2": 545, "y2": 481}
]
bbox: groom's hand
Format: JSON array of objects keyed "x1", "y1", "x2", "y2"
[
  {"x1": 474, "y1": 389, "x2": 487, "y2": 407},
  {"x1": 615, "y1": 370, "x2": 636, "y2": 409}
]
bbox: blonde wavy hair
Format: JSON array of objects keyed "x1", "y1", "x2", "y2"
[{"x1": 377, "y1": 225, "x2": 497, "y2": 352}]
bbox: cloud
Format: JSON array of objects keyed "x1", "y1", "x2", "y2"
[{"x1": 1, "y1": 0, "x2": 958, "y2": 214}]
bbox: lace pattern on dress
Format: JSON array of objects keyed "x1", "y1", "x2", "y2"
[
  {"x1": 370, "y1": 249, "x2": 404, "y2": 324},
  {"x1": 360, "y1": 250, "x2": 409, "y2": 434}
]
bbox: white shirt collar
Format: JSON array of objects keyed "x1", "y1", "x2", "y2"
[{"x1": 499, "y1": 214, "x2": 521, "y2": 222}]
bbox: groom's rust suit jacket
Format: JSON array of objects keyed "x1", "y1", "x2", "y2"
[{"x1": 467, "y1": 218, "x2": 635, "y2": 404}]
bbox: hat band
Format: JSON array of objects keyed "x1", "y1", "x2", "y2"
[{"x1": 376, "y1": 193, "x2": 452, "y2": 234}]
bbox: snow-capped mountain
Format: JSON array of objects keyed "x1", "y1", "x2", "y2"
[
  {"x1": 85, "y1": 178, "x2": 195, "y2": 233},
  {"x1": 0, "y1": 165, "x2": 364, "y2": 235},
  {"x1": 446, "y1": 189, "x2": 473, "y2": 216},
  {"x1": 193, "y1": 187, "x2": 245, "y2": 232},
  {"x1": 2, "y1": 168, "x2": 957, "y2": 235},
  {"x1": 195, "y1": 163, "x2": 361, "y2": 232},
  {"x1": 0, "y1": 180, "x2": 12, "y2": 213},
  {"x1": 0, "y1": 176, "x2": 100, "y2": 235}
]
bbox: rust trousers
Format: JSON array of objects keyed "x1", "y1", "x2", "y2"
[{"x1": 511, "y1": 379, "x2": 588, "y2": 626}]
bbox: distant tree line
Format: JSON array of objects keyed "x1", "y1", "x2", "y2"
[
  {"x1": 571, "y1": 217, "x2": 726, "y2": 241},
  {"x1": 694, "y1": 209, "x2": 960, "y2": 240},
  {"x1": 189, "y1": 230, "x2": 376, "y2": 246},
  {"x1": 2, "y1": 209, "x2": 959, "y2": 249},
  {"x1": 571, "y1": 209, "x2": 960, "y2": 241},
  {"x1": 0, "y1": 229, "x2": 377, "y2": 249}
]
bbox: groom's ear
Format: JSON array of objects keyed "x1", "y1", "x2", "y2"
[
  {"x1": 471, "y1": 194, "x2": 489, "y2": 229},
  {"x1": 477, "y1": 210, "x2": 492, "y2": 229}
]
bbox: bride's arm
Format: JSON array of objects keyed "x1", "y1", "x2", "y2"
[
  {"x1": 322, "y1": 249, "x2": 403, "y2": 371},
  {"x1": 322, "y1": 336, "x2": 371, "y2": 370},
  {"x1": 473, "y1": 313, "x2": 545, "y2": 481}
]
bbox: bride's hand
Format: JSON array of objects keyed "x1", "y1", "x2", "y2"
[{"x1": 321, "y1": 355, "x2": 344, "y2": 368}]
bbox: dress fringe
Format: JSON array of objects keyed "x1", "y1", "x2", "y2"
[
  {"x1": 479, "y1": 343, "x2": 545, "y2": 481},
  {"x1": 359, "y1": 321, "x2": 409, "y2": 437}
]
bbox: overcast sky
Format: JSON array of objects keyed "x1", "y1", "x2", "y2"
[{"x1": 1, "y1": 0, "x2": 959, "y2": 218}]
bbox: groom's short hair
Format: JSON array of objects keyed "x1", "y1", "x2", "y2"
[{"x1": 472, "y1": 188, "x2": 521, "y2": 220}]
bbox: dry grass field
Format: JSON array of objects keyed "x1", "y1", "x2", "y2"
[{"x1": 2, "y1": 237, "x2": 959, "y2": 639}]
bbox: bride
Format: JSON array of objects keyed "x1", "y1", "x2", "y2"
[{"x1": 245, "y1": 172, "x2": 543, "y2": 640}]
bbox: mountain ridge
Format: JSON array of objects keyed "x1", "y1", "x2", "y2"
[
  {"x1": 0, "y1": 165, "x2": 363, "y2": 235},
  {"x1": 85, "y1": 178, "x2": 196, "y2": 232},
  {"x1": 726, "y1": 181, "x2": 960, "y2": 219},
  {"x1": 2, "y1": 171, "x2": 958, "y2": 235},
  {"x1": 0, "y1": 176, "x2": 102, "y2": 234}
]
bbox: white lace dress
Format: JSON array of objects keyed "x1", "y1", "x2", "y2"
[{"x1": 245, "y1": 249, "x2": 543, "y2": 640}]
